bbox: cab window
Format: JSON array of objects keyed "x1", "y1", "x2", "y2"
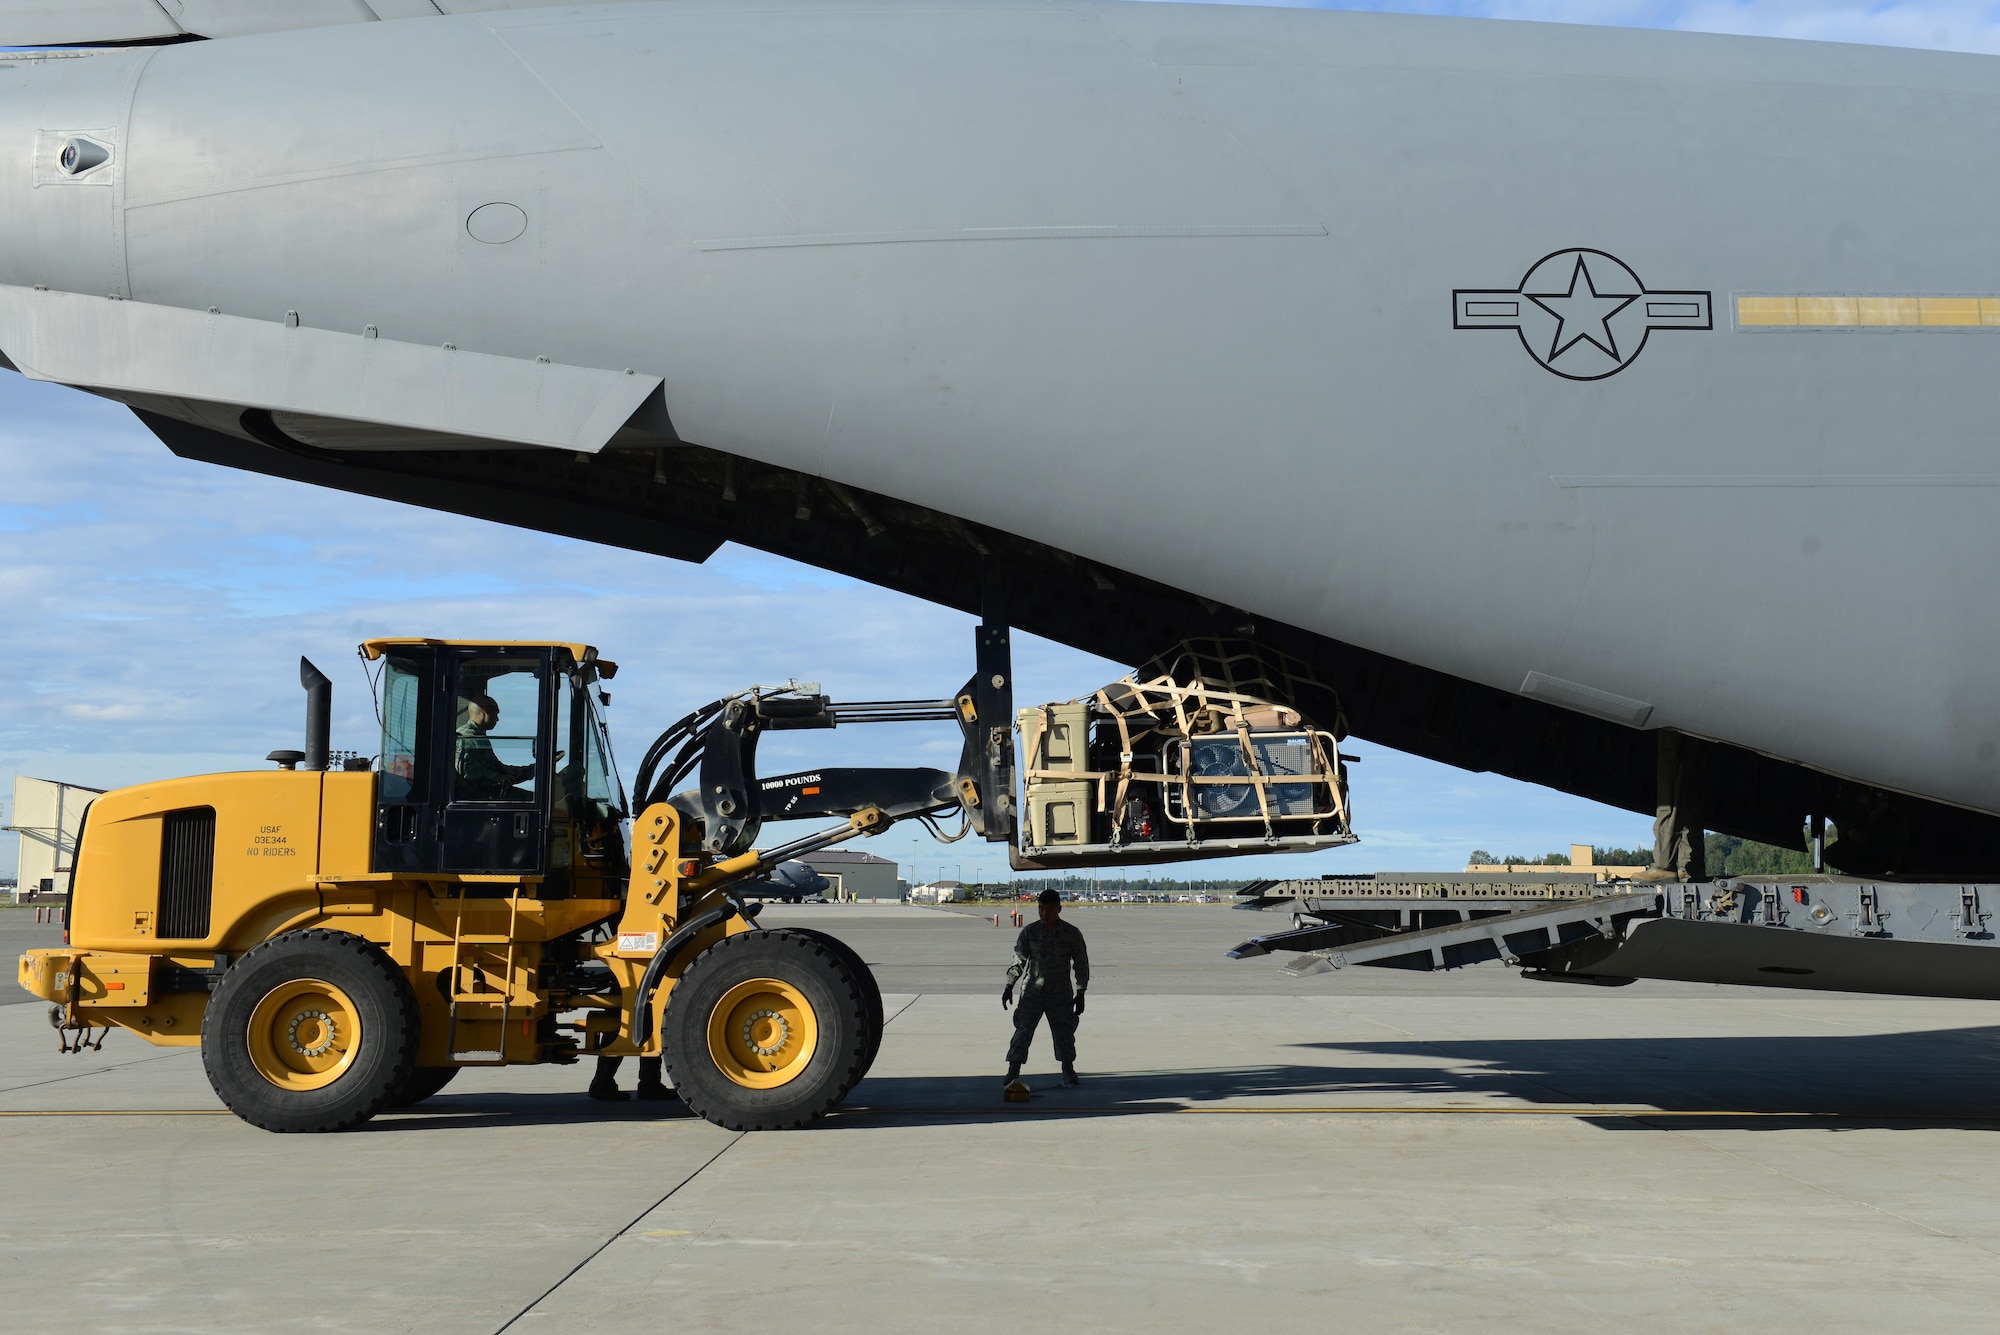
[
  {"x1": 377, "y1": 656, "x2": 426, "y2": 804},
  {"x1": 581, "y1": 699, "x2": 617, "y2": 806},
  {"x1": 555, "y1": 669, "x2": 624, "y2": 815},
  {"x1": 452, "y1": 660, "x2": 544, "y2": 802}
]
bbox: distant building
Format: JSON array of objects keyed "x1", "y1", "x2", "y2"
[
  {"x1": 6, "y1": 777, "x2": 104, "y2": 903},
  {"x1": 1465, "y1": 843, "x2": 1649, "y2": 880},
  {"x1": 908, "y1": 880, "x2": 964, "y2": 904},
  {"x1": 797, "y1": 848, "x2": 901, "y2": 902}
]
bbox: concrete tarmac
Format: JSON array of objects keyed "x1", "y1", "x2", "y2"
[{"x1": 5, "y1": 902, "x2": 2000, "y2": 1333}]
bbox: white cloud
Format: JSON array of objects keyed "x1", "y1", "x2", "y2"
[{"x1": 1307, "y1": 0, "x2": 2000, "y2": 53}]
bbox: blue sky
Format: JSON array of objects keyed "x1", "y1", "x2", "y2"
[
  {"x1": 8, "y1": 0, "x2": 1978, "y2": 883},
  {"x1": 0, "y1": 370, "x2": 1644, "y2": 885},
  {"x1": 1230, "y1": 0, "x2": 2000, "y2": 52}
]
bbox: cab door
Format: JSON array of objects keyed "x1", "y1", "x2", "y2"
[
  {"x1": 373, "y1": 646, "x2": 441, "y2": 874},
  {"x1": 438, "y1": 649, "x2": 552, "y2": 874}
]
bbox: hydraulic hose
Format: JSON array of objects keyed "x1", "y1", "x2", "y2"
[{"x1": 627, "y1": 899, "x2": 757, "y2": 1049}]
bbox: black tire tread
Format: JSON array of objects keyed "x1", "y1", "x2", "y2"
[
  {"x1": 391, "y1": 1064, "x2": 460, "y2": 1107},
  {"x1": 787, "y1": 927, "x2": 884, "y2": 1085},
  {"x1": 661, "y1": 929, "x2": 869, "y2": 1132},
  {"x1": 201, "y1": 928, "x2": 419, "y2": 1133}
]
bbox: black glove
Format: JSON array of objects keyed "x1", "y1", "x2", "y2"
[
  {"x1": 1001, "y1": 983, "x2": 1014, "y2": 1010},
  {"x1": 1073, "y1": 990, "x2": 1086, "y2": 1017}
]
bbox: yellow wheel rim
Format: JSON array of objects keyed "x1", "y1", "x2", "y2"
[
  {"x1": 706, "y1": 977, "x2": 819, "y2": 1089},
  {"x1": 245, "y1": 978, "x2": 362, "y2": 1092}
]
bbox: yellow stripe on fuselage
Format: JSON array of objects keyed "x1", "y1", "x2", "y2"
[{"x1": 1736, "y1": 295, "x2": 2000, "y2": 327}]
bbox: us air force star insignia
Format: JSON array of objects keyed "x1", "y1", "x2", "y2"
[{"x1": 1454, "y1": 249, "x2": 1711, "y2": 380}]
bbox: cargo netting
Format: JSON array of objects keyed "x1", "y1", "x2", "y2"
[{"x1": 1013, "y1": 640, "x2": 1356, "y2": 869}]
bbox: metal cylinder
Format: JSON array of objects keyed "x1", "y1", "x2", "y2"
[{"x1": 300, "y1": 657, "x2": 331, "y2": 772}]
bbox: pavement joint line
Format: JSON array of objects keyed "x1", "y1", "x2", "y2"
[
  {"x1": 0, "y1": 1049, "x2": 191, "y2": 1096},
  {"x1": 0, "y1": 1110, "x2": 236, "y2": 1116},
  {"x1": 880, "y1": 993, "x2": 922, "y2": 1027},
  {"x1": 7, "y1": 1106, "x2": 2000, "y2": 1120},
  {"x1": 492, "y1": 1132, "x2": 744, "y2": 1335},
  {"x1": 837, "y1": 1105, "x2": 2000, "y2": 1119}
]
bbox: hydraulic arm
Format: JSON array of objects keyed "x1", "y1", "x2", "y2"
[
  {"x1": 13, "y1": 616, "x2": 1350, "y2": 1136},
  {"x1": 629, "y1": 612, "x2": 1017, "y2": 859}
]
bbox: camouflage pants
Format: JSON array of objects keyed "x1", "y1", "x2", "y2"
[{"x1": 1006, "y1": 989, "x2": 1078, "y2": 1065}]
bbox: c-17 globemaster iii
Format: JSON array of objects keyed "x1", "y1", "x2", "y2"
[{"x1": 7, "y1": 0, "x2": 2000, "y2": 998}]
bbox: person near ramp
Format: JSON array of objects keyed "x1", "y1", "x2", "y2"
[
  {"x1": 589, "y1": 1053, "x2": 674, "y2": 1102},
  {"x1": 1002, "y1": 889, "x2": 1090, "y2": 1090}
]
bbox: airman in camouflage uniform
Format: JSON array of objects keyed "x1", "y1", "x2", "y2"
[
  {"x1": 589, "y1": 1053, "x2": 673, "y2": 1102},
  {"x1": 1003, "y1": 888, "x2": 1090, "y2": 1089}
]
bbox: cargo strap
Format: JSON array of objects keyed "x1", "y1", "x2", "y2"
[{"x1": 1023, "y1": 696, "x2": 1344, "y2": 832}]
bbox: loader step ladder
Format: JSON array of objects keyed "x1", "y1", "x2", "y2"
[{"x1": 444, "y1": 887, "x2": 523, "y2": 1065}]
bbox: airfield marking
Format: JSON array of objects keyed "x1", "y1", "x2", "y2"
[
  {"x1": 6, "y1": 1107, "x2": 1997, "y2": 1125},
  {"x1": 843, "y1": 1106, "x2": 2000, "y2": 1121},
  {"x1": 0, "y1": 1109, "x2": 236, "y2": 1116}
]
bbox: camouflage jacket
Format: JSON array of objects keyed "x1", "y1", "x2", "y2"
[
  {"x1": 454, "y1": 727, "x2": 535, "y2": 797},
  {"x1": 1005, "y1": 919, "x2": 1091, "y2": 993}
]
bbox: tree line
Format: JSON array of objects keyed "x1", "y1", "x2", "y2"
[{"x1": 1468, "y1": 835, "x2": 1826, "y2": 876}]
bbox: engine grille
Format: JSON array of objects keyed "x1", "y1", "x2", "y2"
[{"x1": 158, "y1": 808, "x2": 216, "y2": 940}]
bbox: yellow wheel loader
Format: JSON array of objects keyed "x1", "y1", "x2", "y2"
[
  {"x1": 14, "y1": 622, "x2": 1351, "y2": 1133},
  {"x1": 15, "y1": 635, "x2": 1006, "y2": 1132}
]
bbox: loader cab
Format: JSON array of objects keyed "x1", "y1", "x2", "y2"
[{"x1": 363, "y1": 639, "x2": 628, "y2": 895}]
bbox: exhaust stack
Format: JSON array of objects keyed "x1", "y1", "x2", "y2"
[{"x1": 300, "y1": 658, "x2": 331, "y2": 772}]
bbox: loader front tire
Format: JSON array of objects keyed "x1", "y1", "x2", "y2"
[
  {"x1": 662, "y1": 929, "x2": 869, "y2": 1131},
  {"x1": 786, "y1": 927, "x2": 884, "y2": 1087},
  {"x1": 202, "y1": 929, "x2": 419, "y2": 1133}
]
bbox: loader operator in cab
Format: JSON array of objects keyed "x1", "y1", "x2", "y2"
[
  {"x1": 1002, "y1": 889, "x2": 1090, "y2": 1092},
  {"x1": 454, "y1": 693, "x2": 538, "y2": 799}
]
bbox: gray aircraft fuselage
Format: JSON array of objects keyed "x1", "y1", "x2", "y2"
[{"x1": 3, "y1": 1, "x2": 1996, "y2": 870}]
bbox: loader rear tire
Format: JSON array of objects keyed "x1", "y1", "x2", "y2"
[
  {"x1": 391, "y1": 1065, "x2": 460, "y2": 1107},
  {"x1": 202, "y1": 929, "x2": 419, "y2": 1133},
  {"x1": 662, "y1": 929, "x2": 869, "y2": 1131},
  {"x1": 787, "y1": 928, "x2": 884, "y2": 1086}
]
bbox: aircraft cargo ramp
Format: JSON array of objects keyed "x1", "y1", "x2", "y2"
[{"x1": 1231, "y1": 876, "x2": 2000, "y2": 1000}]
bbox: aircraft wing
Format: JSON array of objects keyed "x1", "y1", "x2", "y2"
[
  {"x1": 0, "y1": 0, "x2": 614, "y2": 46},
  {"x1": 0, "y1": 285, "x2": 662, "y2": 453},
  {"x1": 0, "y1": 1, "x2": 183, "y2": 46}
]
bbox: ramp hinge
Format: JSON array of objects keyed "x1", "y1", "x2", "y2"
[
  {"x1": 1854, "y1": 885, "x2": 1888, "y2": 937},
  {"x1": 1958, "y1": 886, "x2": 1989, "y2": 939}
]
